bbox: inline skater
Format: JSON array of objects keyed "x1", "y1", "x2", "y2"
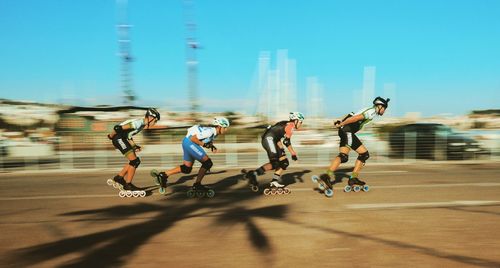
[
  {"x1": 107, "y1": 108, "x2": 160, "y2": 196},
  {"x1": 317, "y1": 97, "x2": 389, "y2": 193},
  {"x1": 152, "y1": 117, "x2": 230, "y2": 197},
  {"x1": 243, "y1": 112, "x2": 304, "y2": 195}
]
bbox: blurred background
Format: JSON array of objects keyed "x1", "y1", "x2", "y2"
[{"x1": 0, "y1": 0, "x2": 499, "y2": 172}]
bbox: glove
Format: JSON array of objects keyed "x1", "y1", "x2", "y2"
[
  {"x1": 292, "y1": 155, "x2": 298, "y2": 161},
  {"x1": 134, "y1": 145, "x2": 141, "y2": 152},
  {"x1": 107, "y1": 134, "x2": 113, "y2": 140},
  {"x1": 334, "y1": 120, "x2": 341, "y2": 127},
  {"x1": 210, "y1": 144, "x2": 217, "y2": 152},
  {"x1": 203, "y1": 142, "x2": 213, "y2": 148}
]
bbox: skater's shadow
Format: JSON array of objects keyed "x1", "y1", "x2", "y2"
[
  {"x1": 281, "y1": 170, "x2": 311, "y2": 186},
  {"x1": 5, "y1": 171, "x2": 290, "y2": 267},
  {"x1": 332, "y1": 168, "x2": 352, "y2": 184}
]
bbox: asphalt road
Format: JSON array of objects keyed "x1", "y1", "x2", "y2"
[{"x1": 1, "y1": 162, "x2": 500, "y2": 267}]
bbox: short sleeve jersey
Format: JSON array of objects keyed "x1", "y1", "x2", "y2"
[
  {"x1": 186, "y1": 125, "x2": 218, "y2": 144},
  {"x1": 342, "y1": 107, "x2": 378, "y2": 133},
  {"x1": 119, "y1": 118, "x2": 146, "y2": 139}
]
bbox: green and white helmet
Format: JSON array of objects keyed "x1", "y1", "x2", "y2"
[
  {"x1": 213, "y1": 117, "x2": 230, "y2": 128},
  {"x1": 289, "y1": 112, "x2": 305, "y2": 122}
]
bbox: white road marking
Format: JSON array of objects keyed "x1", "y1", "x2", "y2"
[
  {"x1": 0, "y1": 194, "x2": 117, "y2": 201},
  {"x1": 346, "y1": 200, "x2": 500, "y2": 210}
]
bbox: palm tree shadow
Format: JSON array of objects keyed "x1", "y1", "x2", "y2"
[{"x1": 6, "y1": 172, "x2": 289, "y2": 267}]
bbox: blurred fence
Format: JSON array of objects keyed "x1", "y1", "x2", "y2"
[{"x1": 0, "y1": 129, "x2": 499, "y2": 173}]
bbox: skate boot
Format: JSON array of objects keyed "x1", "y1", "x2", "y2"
[
  {"x1": 157, "y1": 172, "x2": 168, "y2": 194},
  {"x1": 187, "y1": 182, "x2": 215, "y2": 198},
  {"x1": 311, "y1": 172, "x2": 334, "y2": 197},
  {"x1": 344, "y1": 177, "x2": 369, "y2": 193},
  {"x1": 107, "y1": 175, "x2": 127, "y2": 190},
  {"x1": 264, "y1": 179, "x2": 291, "y2": 196}
]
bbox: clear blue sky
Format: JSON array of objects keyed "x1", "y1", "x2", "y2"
[{"x1": 1, "y1": 0, "x2": 499, "y2": 116}]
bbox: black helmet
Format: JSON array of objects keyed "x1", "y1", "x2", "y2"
[
  {"x1": 373, "y1": 97, "x2": 390, "y2": 108},
  {"x1": 145, "y1": 108, "x2": 160, "y2": 120}
]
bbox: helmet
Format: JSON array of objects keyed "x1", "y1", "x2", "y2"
[
  {"x1": 212, "y1": 117, "x2": 230, "y2": 128},
  {"x1": 373, "y1": 97, "x2": 390, "y2": 108},
  {"x1": 145, "y1": 108, "x2": 160, "y2": 120},
  {"x1": 289, "y1": 112, "x2": 305, "y2": 122}
]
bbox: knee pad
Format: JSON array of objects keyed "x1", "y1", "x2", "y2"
[
  {"x1": 357, "y1": 151, "x2": 370, "y2": 163},
  {"x1": 279, "y1": 158, "x2": 289, "y2": 170},
  {"x1": 256, "y1": 166, "x2": 266, "y2": 176},
  {"x1": 270, "y1": 159, "x2": 280, "y2": 169},
  {"x1": 129, "y1": 157, "x2": 141, "y2": 168},
  {"x1": 338, "y1": 153, "x2": 349, "y2": 163},
  {"x1": 180, "y1": 164, "x2": 192, "y2": 174},
  {"x1": 201, "y1": 159, "x2": 213, "y2": 170}
]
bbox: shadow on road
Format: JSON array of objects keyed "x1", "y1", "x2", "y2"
[{"x1": 6, "y1": 169, "x2": 311, "y2": 267}]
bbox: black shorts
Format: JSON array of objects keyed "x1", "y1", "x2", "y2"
[
  {"x1": 112, "y1": 136, "x2": 134, "y2": 155},
  {"x1": 261, "y1": 135, "x2": 285, "y2": 161},
  {"x1": 338, "y1": 129, "x2": 362, "y2": 150}
]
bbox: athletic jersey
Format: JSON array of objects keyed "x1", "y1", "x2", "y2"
[
  {"x1": 263, "y1": 120, "x2": 296, "y2": 140},
  {"x1": 341, "y1": 107, "x2": 378, "y2": 133},
  {"x1": 186, "y1": 125, "x2": 218, "y2": 144},
  {"x1": 118, "y1": 118, "x2": 146, "y2": 139}
]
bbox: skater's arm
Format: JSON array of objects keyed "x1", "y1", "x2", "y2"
[
  {"x1": 190, "y1": 135, "x2": 205, "y2": 146},
  {"x1": 338, "y1": 114, "x2": 364, "y2": 127}
]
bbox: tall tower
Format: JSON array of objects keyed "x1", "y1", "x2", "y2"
[
  {"x1": 116, "y1": 0, "x2": 135, "y2": 105},
  {"x1": 183, "y1": 0, "x2": 199, "y2": 120}
]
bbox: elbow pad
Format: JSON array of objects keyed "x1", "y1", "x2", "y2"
[{"x1": 283, "y1": 137, "x2": 291, "y2": 147}]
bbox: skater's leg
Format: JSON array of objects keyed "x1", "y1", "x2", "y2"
[
  {"x1": 118, "y1": 163, "x2": 129, "y2": 178},
  {"x1": 124, "y1": 152, "x2": 140, "y2": 183},
  {"x1": 195, "y1": 155, "x2": 212, "y2": 184},
  {"x1": 328, "y1": 146, "x2": 350, "y2": 173},
  {"x1": 352, "y1": 145, "x2": 369, "y2": 176}
]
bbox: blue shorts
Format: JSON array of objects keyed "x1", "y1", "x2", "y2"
[{"x1": 182, "y1": 137, "x2": 207, "y2": 163}]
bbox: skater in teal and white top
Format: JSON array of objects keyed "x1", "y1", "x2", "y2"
[
  {"x1": 317, "y1": 97, "x2": 390, "y2": 194},
  {"x1": 152, "y1": 117, "x2": 230, "y2": 197}
]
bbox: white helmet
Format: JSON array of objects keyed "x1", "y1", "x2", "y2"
[
  {"x1": 212, "y1": 117, "x2": 230, "y2": 128},
  {"x1": 289, "y1": 112, "x2": 305, "y2": 122}
]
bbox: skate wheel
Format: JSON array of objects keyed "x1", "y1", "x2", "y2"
[
  {"x1": 251, "y1": 185, "x2": 259, "y2": 192},
  {"x1": 263, "y1": 188, "x2": 271, "y2": 195},
  {"x1": 206, "y1": 189, "x2": 215, "y2": 198},
  {"x1": 112, "y1": 182, "x2": 119, "y2": 189},
  {"x1": 318, "y1": 183, "x2": 325, "y2": 191},
  {"x1": 311, "y1": 175, "x2": 319, "y2": 183},
  {"x1": 119, "y1": 191, "x2": 126, "y2": 198},
  {"x1": 140, "y1": 191, "x2": 146, "y2": 197},
  {"x1": 353, "y1": 185, "x2": 361, "y2": 192},
  {"x1": 132, "y1": 191, "x2": 139, "y2": 198},
  {"x1": 150, "y1": 169, "x2": 158, "y2": 177},
  {"x1": 187, "y1": 190, "x2": 195, "y2": 198},
  {"x1": 196, "y1": 191, "x2": 205, "y2": 198},
  {"x1": 107, "y1": 179, "x2": 114, "y2": 186},
  {"x1": 344, "y1": 185, "x2": 352, "y2": 192},
  {"x1": 159, "y1": 187, "x2": 166, "y2": 194},
  {"x1": 126, "y1": 191, "x2": 133, "y2": 197},
  {"x1": 270, "y1": 188, "x2": 277, "y2": 195},
  {"x1": 325, "y1": 188, "x2": 334, "y2": 197},
  {"x1": 363, "y1": 185, "x2": 370, "y2": 192},
  {"x1": 277, "y1": 188, "x2": 284, "y2": 195},
  {"x1": 284, "y1": 188, "x2": 291, "y2": 194}
]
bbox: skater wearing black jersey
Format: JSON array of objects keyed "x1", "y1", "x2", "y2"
[
  {"x1": 243, "y1": 112, "x2": 304, "y2": 195},
  {"x1": 317, "y1": 97, "x2": 389, "y2": 193}
]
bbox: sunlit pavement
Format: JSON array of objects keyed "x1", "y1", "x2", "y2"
[{"x1": 1, "y1": 162, "x2": 499, "y2": 267}]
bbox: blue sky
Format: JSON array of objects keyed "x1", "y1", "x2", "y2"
[{"x1": 0, "y1": 0, "x2": 499, "y2": 116}]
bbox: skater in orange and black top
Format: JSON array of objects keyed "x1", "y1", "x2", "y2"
[{"x1": 243, "y1": 112, "x2": 304, "y2": 195}]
